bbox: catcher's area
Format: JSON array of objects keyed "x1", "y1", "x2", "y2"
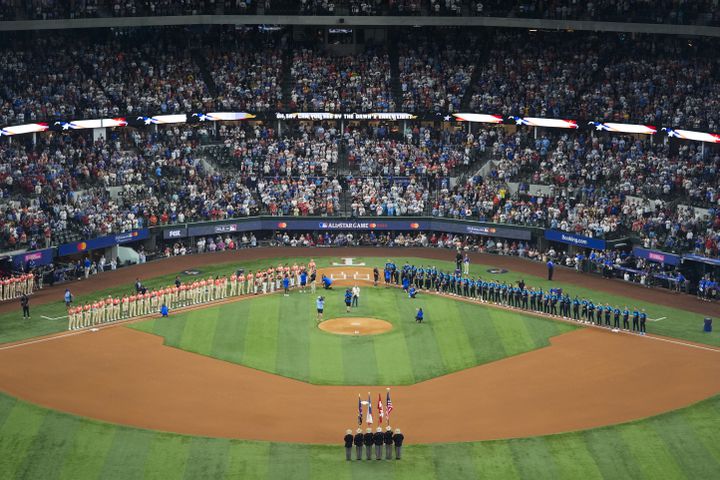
[{"x1": 0, "y1": 248, "x2": 718, "y2": 445}]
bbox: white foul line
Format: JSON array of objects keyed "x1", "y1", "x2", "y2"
[
  {"x1": 649, "y1": 316, "x2": 666, "y2": 322},
  {"x1": 40, "y1": 315, "x2": 69, "y2": 321}
]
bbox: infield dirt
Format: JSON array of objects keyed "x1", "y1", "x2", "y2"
[
  {"x1": 318, "y1": 317, "x2": 393, "y2": 336},
  {"x1": 0, "y1": 248, "x2": 719, "y2": 444}
]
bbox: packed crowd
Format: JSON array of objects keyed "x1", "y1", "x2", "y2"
[
  {"x1": 14, "y1": 0, "x2": 720, "y2": 24},
  {"x1": 289, "y1": 48, "x2": 395, "y2": 112},
  {"x1": 474, "y1": 32, "x2": 720, "y2": 129},
  {"x1": 1, "y1": 119, "x2": 718, "y2": 258},
  {"x1": 1, "y1": 29, "x2": 718, "y2": 125},
  {"x1": 206, "y1": 35, "x2": 285, "y2": 112},
  {"x1": 398, "y1": 33, "x2": 478, "y2": 113},
  {"x1": 345, "y1": 124, "x2": 484, "y2": 177}
]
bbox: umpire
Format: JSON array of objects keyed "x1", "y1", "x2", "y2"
[
  {"x1": 373, "y1": 427, "x2": 384, "y2": 460},
  {"x1": 21, "y1": 293, "x2": 30, "y2": 319},
  {"x1": 363, "y1": 428, "x2": 374, "y2": 460},
  {"x1": 353, "y1": 428, "x2": 364, "y2": 460},
  {"x1": 344, "y1": 430, "x2": 353, "y2": 461},
  {"x1": 384, "y1": 426, "x2": 394, "y2": 459}
]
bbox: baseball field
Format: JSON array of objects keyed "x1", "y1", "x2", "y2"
[{"x1": 0, "y1": 248, "x2": 718, "y2": 479}]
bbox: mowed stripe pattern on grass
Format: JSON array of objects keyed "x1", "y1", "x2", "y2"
[
  {"x1": 0, "y1": 392, "x2": 719, "y2": 479},
  {"x1": 128, "y1": 288, "x2": 575, "y2": 385}
]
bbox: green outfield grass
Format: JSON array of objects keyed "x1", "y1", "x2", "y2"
[
  {"x1": 129, "y1": 286, "x2": 576, "y2": 385},
  {"x1": 0, "y1": 255, "x2": 717, "y2": 347},
  {"x1": 0, "y1": 390, "x2": 718, "y2": 480}
]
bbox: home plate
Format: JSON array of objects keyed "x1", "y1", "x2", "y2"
[{"x1": 90, "y1": 328, "x2": 99, "y2": 332}]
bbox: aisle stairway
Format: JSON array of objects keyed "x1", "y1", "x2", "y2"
[
  {"x1": 280, "y1": 48, "x2": 294, "y2": 111},
  {"x1": 387, "y1": 31, "x2": 404, "y2": 111},
  {"x1": 192, "y1": 48, "x2": 218, "y2": 98}
]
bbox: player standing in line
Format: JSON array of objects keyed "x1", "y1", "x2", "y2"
[
  {"x1": 639, "y1": 309, "x2": 647, "y2": 335},
  {"x1": 9, "y1": 275, "x2": 17, "y2": 299},
  {"x1": 230, "y1": 272, "x2": 238, "y2": 297},
  {"x1": 128, "y1": 293, "x2": 137, "y2": 318},
  {"x1": 245, "y1": 271, "x2": 253, "y2": 295},
  {"x1": 622, "y1": 306, "x2": 630, "y2": 330},
  {"x1": 273, "y1": 264, "x2": 280, "y2": 290},
  {"x1": 632, "y1": 307, "x2": 640, "y2": 333},
  {"x1": 293, "y1": 263, "x2": 301, "y2": 287},
  {"x1": 310, "y1": 269, "x2": 317, "y2": 293},
  {"x1": 113, "y1": 296, "x2": 120, "y2": 321},
  {"x1": 104, "y1": 296, "x2": 112, "y2": 323},
  {"x1": 373, "y1": 267, "x2": 379, "y2": 287},
  {"x1": 283, "y1": 275, "x2": 290, "y2": 296},
  {"x1": 308, "y1": 259, "x2": 316, "y2": 275},
  {"x1": 238, "y1": 271, "x2": 246, "y2": 295},
  {"x1": 80, "y1": 303, "x2": 89, "y2": 327}
]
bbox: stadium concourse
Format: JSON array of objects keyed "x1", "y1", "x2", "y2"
[{"x1": 0, "y1": 247, "x2": 718, "y2": 445}]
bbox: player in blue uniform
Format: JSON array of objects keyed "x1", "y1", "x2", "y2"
[
  {"x1": 622, "y1": 306, "x2": 630, "y2": 330},
  {"x1": 639, "y1": 309, "x2": 647, "y2": 335}
]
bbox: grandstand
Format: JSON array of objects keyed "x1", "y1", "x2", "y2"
[{"x1": 0, "y1": 6, "x2": 719, "y2": 480}]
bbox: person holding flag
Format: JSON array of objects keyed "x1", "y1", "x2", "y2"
[
  {"x1": 354, "y1": 427, "x2": 364, "y2": 461},
  {"x1": 363, "y1": 428, "x2": 373, "y2": 460},
  {"x1": 384, "y1": 426, "x2": 394, "y2": 459},
  {"x1": 373, "y1": 427, "x2": 384, "y2": 460}
]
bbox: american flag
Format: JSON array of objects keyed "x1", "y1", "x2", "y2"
[{"x1": 386, "y1": 389, "x2": 393, "y2": 423}]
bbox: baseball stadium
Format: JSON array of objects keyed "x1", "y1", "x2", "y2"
[{"x1": 1, "y1": 3, "x2": 720, "y2": 480}]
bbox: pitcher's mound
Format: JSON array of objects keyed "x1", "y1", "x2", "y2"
[{"x1": 318, "y1": 317, "x2": 393, "y2": 336}]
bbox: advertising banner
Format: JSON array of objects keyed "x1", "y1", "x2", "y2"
[
  {"x1": 271, "y1": 219, "x2": 429, "y2": 231},
  {"x1": 544, "y1": 230, "x2": 606, "y2": 250},
  {"x1": 432, "y1": 220, "x2": 532, "y2": 240},
  {"x1": 632, "y1": 247, "x2": 681, "y2": 266},
  {"x1": 57, "y1": 229, "x2": 149, "y2": 256},
  {"x1": 11, "y1": 248, "x2": 55, "y2": 269},
  {"x1": 163, "y1": 226, "x2": 188, "y2": 240},
  {"x1": 187, "y1": 220, "x2": 263, "y2": 237}
]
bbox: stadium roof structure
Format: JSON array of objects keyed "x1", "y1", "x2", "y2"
[{"x1": 0, "y1": 14, "x2": 719, "y2": 37}]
